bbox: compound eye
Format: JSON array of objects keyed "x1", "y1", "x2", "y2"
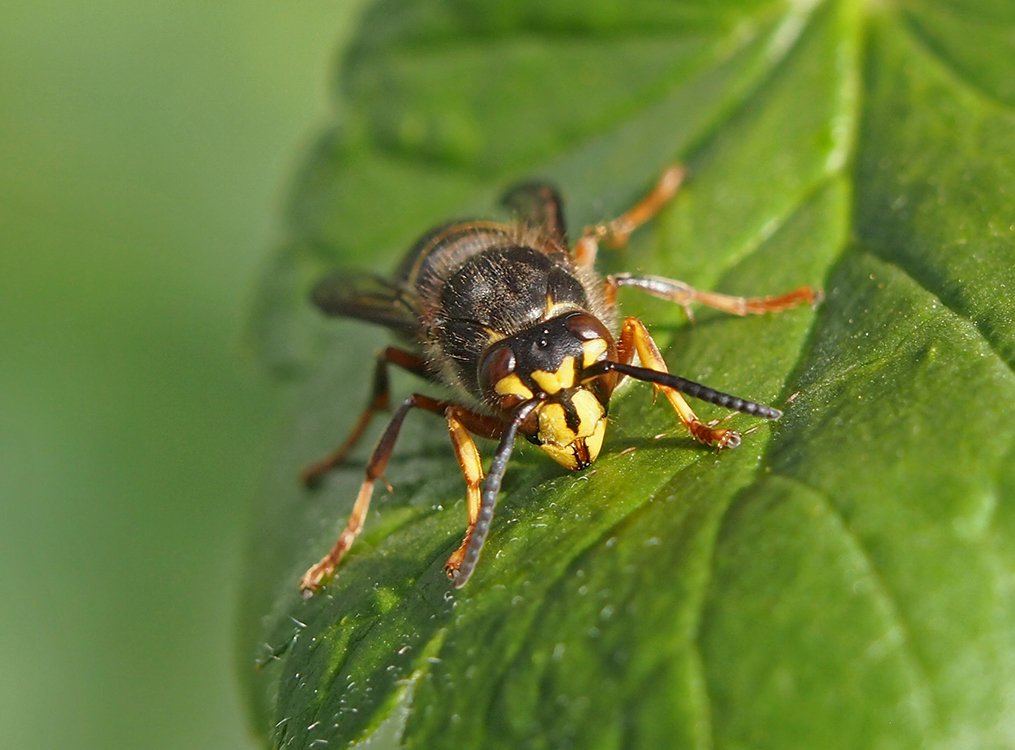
[
  {"x1": 479, "y1": 345, "x2": 533, "y2": 406},
  {"x1": 564, "y1": 313, "x2": 614, "y2": 367},
  {"x1": 564, "y1": 312, "x2": 611, "y2": 341},
  {"x1": 480, "y1": 344, "x2": 515, "y2": 385}
]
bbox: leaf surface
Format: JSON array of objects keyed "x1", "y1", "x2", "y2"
[{"x1": 241, "y1": 1, "x2": 1015, "y2": 748}]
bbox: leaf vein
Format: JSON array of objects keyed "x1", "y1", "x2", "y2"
[
  {"x1": 862, "y1": 245, "x2": 1015, "y2": 377},
  {"x1": 898, "y1": 12, "x2": 1015, "y2": 112},
  {"x1": 769, "y1": 471, "x2": 939, "y2": 732}
]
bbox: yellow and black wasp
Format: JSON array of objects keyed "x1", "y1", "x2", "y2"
[{"x1": 299, "y1": 166, "x2": 820, "y2": 594}]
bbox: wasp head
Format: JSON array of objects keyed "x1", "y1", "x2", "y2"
[{"x1": 479, "y1": 312, "x2": 618, "y2": 470}]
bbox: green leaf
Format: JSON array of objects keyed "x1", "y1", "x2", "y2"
[{"x1": 240, "y1": 0, "x2": 1015, "y2": 748}]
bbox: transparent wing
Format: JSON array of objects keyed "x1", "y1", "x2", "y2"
[
  {"x1": 311, "y1": 271, "x2": 419, "y2": 337},
  {"x1": 500, "y1": 181, "x2": 568, "y2": 244}
]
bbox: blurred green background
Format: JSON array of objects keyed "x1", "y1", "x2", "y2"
[{"x1": 0, "y1": 2, "x2": 363, "y2": 747}]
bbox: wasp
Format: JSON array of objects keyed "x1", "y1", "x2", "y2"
[{"x1": 299, "y1": 166, "x2": 820, "y2": 594}]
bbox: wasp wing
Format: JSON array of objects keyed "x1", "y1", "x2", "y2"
[
  {"x1": 500, "y1": 181, "x2": 568, "y2": 244},
  {"x1": 311, "y1": 271, "x2": 419, "y2": 337}
]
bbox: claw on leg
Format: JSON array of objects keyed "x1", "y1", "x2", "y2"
[{"x1": 617, "y1": 316, "x2": 741, "y2": 450}]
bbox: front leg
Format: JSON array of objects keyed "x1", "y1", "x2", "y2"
[
  {"x1": 442, "y1": 406, "x2": 506, "y2": 579},
  {"x1": 300, "y1": 394, "x2": 505, "y2": 596},
  {"x1": 450, "y1": 399, "x2": 542, "y2": 588},
  {"x1": 617, "y1": 316, "x2": 741, "y2": 449}
]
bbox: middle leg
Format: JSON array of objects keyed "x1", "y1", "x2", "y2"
[
  {"x1": 299, "y1": 392, "x2": 504, "y2": 595},
  {"x1": 301, "y1": 346, "x2": 429, "y2": 488},
  {"x1": 608, "y1": 273, "x2": 821, "y2": 321},
  {"x1": 299, "y1": 392, "x2": 446, "y2": 595}
]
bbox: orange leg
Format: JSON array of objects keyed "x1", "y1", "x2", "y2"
[
  {"x1": 442, "y1": 407, "x2": 487, "y2": 578},
  {"x1": 608, "y1": 274, "x2": 821, "y2": 322},
  {"x1": 617, "y1": 316, "x2": 740, "y2": 449},
  {"x1": 299, "y1": 394, "x2": 503, "y2": 596},
  {"x1": 571, "y1": 163, "x2": 821, "y2": 314},
  {"x1": 301, "y1": 347, "x2": 428, "y2": 488},
  {"x1": 573, "y1": 164, "x2": 687, "y2": 267},
  {"x1": 450, "y1": 398, "x2": 542, "y2": 588}
]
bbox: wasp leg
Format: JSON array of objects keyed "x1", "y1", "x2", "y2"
[
  {"x1": 442, "y1": 406, "x2": 508, "y2": 579},
  {"x1": 608, "y1": 274, "x2": 821, "y2": 322},
  {"x1": 451, "y1": 399, "x2": 541, "y2": 589},
  {"x1": 301, "y1": 347, "x2": 429, "y2": 488},
  {"x1": 573, "y1": 164, "x2": 687, "y2": 267},
  {"x1": 301, "y1": 392, "x2": 444, "y2": 595},
  {"x1": 300, "y1": 395, "x2": 504, "y2": 596},
  {"x1": 618, "y1": 316, "x2": 740, "y2": 449}
]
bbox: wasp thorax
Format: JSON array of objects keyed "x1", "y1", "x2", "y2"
[{"x1": 477, "y1": 312, "x2": 616, "y2": 470}]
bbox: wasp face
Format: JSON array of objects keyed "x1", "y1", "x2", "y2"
[
  {"x1": 532, "y1": 387, "x2": 608, "y2": 470},
  {"x1": 479, "y1": 312, "x2": 617, "y2": 470}
]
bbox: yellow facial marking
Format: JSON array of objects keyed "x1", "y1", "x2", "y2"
[
  {"x1": 571, "y1": 389, "x2": 603, "y2": 435},
  {"x1": 584, "y1": 418, "x2": 607, "y2": 464},
  {"x1": 494, "y1": 373, "x2": 533, "y2": 400},
  {"x1": 538, "y1": 403, "x2": 572, "y2": 444},
  {"x1": 581, "y1": 337, "x2": 608, "y2": 367},
  {"x1": 531, "y1": 356, "x2": 576, "y2": 395},
  {"x1": 536, "y1": 402, "x2": 579, "y2": 469},
  {"x1": 538, "y1": 441, "x2": 580, "y2": 470},
  {"x1": 535, "y1": 389, "x2": 608, "y2": 470}
]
